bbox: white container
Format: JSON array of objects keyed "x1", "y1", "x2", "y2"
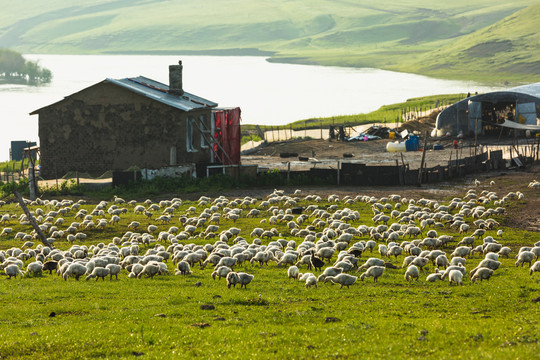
[{"x1": 386, "y1": 141, "x2": 406, "y2": 152}]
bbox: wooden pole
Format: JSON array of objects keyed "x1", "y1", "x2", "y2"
[
  {"x1": 417, "y1": 131, "x2": 429, "y2": 186},
  {"x1": 14, "y1": 190, "x2": 52, "y2": 248},
  {"x1": 337, "y1": 160, "x2": 341, "y2": 186}
]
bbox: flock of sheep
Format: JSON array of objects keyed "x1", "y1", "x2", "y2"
[{"x1": 0, "y1": 179, "x2": 539, "y2": 291}]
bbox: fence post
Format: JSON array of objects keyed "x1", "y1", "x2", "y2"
[{"x1": 337, "y1": 160, "x2": 341, "y2": 186}]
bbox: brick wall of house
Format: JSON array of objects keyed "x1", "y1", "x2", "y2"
[{"x1": 37, "y1": 81, "x2": 212, "y2": 178}]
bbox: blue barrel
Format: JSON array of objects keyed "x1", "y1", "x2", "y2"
[{"x1": 405, "y1": 135, "x2": 419, "y2": 151}]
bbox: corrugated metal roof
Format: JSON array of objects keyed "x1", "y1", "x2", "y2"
[{"x1": 106, "y1": 76, "x2": 218, "y2": 111}]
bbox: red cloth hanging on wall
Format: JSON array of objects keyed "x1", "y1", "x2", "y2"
[{"x1": 213, "y1": 107, "x2": 241, "y2": 165}]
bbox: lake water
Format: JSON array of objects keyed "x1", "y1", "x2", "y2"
[{"x1": 0, "y1": 54, "x2": 502, "y2": 161}]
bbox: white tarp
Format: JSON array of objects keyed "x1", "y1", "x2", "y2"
[
  {"x1": 497, "y1": 119, "x2": 540, "y2": 130},
  {"x1": 516, "y1": 102, "x2": 537, "y2": 125}
]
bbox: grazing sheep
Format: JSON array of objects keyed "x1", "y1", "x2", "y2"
[
  {"x1": 26, "y1": 261, "x2": 43, "y2": 277},
  {"x1": 358, "y1": 257, "x2": 386, "y2": 271},
  {"x1": 237, "y1": 272, "x2": 255, "y2": 288},
  {"x1": 448, "y1": 269, "x2": 463, "y2": 286},
  {"x1": 498, "y1": 247, "x2": 511, "y2": 258},
  {"x1": 63, "y1": 263, "x2": 87, "y2": 281},
  {"x1": 86, "y1": 267, "x2": 110, "y2": 281},
  {"x1": 42, "y1": 260, "x2": 58, "y2": 274},
  {"x1": 450, "y1": 257, "x2": 466, "y2": 267},
  {"x1": 359, "y1": 266, "x2": 385, "y2": 282},
  {"x1": 106, "y1": 264, "x2": 121, "y2": 280},
  {"x1": 175, "y1": 261, "x2": 193, "y2": 276},
  {"x1": 302, "y1": 273, "x2": 318, "y2": 288},
  {"x1": 317, "y1": 266, "x2": 343, "y2": 282},
  {"x1": 212, "y1": 266, "x2": 231, "y2": 280},
  {"x1": 4, "y1": 264, "x2": 24, "y2": 279},
  {"x1": 435, "y1": 255, "x2": 450, "y2": 269},
  {"x1": 287, "y1": 265, "x2": 300, "y2": 280},
  {"x1": 426, "y1": 269, "x2": 443, "y2": 282},
  {"x1": 515, "y1": 251, "x2": 535, "y2": 267},
  {"x1": 441, "y1": 264, "x2": 467, "y2": 280},
  {"x1": 324, "y1": 273, "x2": 357, "y2": 288},
  {"x1": 137, "y1": 263, "x2": 161, "y2": 278},
  {"x1": 530, "y1": 261, "x2": 540, "y2": 276},
  {"x1": 471, "y1": 267, "x2": 494, "y2": 283},
  {"x1": 451, "y1": 246, "x2": 471, "y2": 258},
  {"x1": 404, "y1": 265, "x2": 419, "y2": 281}
]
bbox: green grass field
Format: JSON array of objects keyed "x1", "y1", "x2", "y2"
[
  {"x1": 0, "y1": 176, "x2": 539, "y2": 358},
  {"x1": 0, "y1": 1, "x2": 538, "y2": 83}
]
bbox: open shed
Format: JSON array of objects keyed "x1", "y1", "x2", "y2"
[{"x1": 435, "y1": 82, "x2": 540, "y2": 137}]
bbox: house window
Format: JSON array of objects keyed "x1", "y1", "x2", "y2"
[
  {"x1": 186, "y1": 117, "x2": 196, "y2": 152},
  {"x1": 200, "y1": 115, "x2": 208, "y2": 148}
]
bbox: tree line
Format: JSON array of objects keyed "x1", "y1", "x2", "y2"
[{"x1": 0, "y1": 48, "x2": 52, "y2": 84}]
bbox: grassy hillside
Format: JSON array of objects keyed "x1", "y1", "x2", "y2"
[{"x1": 0, "y1": 0, "x2": 538, "y2": 83}]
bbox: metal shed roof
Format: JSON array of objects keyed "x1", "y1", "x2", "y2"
[
  {"x1": 106, "y1": 76, "x2": 218, "y2": 111},
  {"x1": 30, "y1": 76, "x2": 218, "y2": 115}
]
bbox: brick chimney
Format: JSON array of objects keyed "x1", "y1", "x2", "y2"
[{"x1": 169, "y1": 61, "x2": 184, "y2": 96}]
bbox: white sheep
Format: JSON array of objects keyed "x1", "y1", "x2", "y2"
[
  {"x1": 86, "y1": 267, "x2": 110, "y2": 281},
  {"x1": 302, "y1": 273, "x2": 318, "y2": 288},
  {"x1": 324, "y1": 273, "x2": 357, "y2": 288},
  {"x1": 26, "y1": 261, "x2": 43, "y2": 277},
  {"x1": 359, "y1": 266, "x2": 385, "y2": 282},
  {"x1": 106, "y1": 264, "x2": 121, "y2": 280},
  {"x1": 317, "y1": 266, "x2": 343, "y2": 282},
  {"x1": 435, "y1": 255, "x2": 450, "y2": 269},
  {"x1": 137, "y1": 263, "x2": 160, "y2": 278},
  {"x1": 515, "y1": 251, "x2": 535, "y2": 267},
  {"x1": 287, "y1": 265, "x2": 300, "y2": 280},
  {"x1": 426, "y1": 269, "x2": 443, "y2": 282},
  {"x1": 175, "y1": 261, "x2": 192, "y2": 276},
  {"x1": 404, "y1": 265, "x2": 419, "y2": 281},
  {"x1": 471, "y1": 267, "x2": 494, "y2": 283},
  {"x1": 530, "y1": 261, "x2": 540, "y2": 276},
  {"x1": 212, "y1": 266, "x2": 231, "y2": 280},
  {"x1": 448, "y1": 269, "x2": 463, "y2": 286},
  {"x1": 237, "y1": 272, "x2": 254, "y2": 288},
  {"x1": 63, "y1": 263, "x2": 87, "y2": 281},
  {"x1": 4, "y1": 264, "x2": 24, "y2": 279},
  {"x1": 358, "y1": 257, "x2": 385, "y2": 271}
]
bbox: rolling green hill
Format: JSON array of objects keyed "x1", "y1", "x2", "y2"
[{"x1": 0, "y1": 0, "x2": 539, "y2": 83}]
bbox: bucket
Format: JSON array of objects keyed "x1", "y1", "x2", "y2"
[
  {"x1": 389, "y1": 131, "x2": 395, "y2": 139},
  {"x1": 386, "y1": 141, "x2": 406, "y2": 152}
]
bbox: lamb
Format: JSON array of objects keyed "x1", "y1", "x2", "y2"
[
  {"x1": 404, "y1": 265, "x2": 419, "y2": 281},
  {"x1": 4, "y1": 264, "x2": 24, "y2": 279},
  {"x1": 287, "y1": 265, "x2": 300, "y2": 280},
  {"x1": 530, "y1": 261, "x2": 540, "y2": 276},
  {"x1": 470, "y1": 259, "x2": 501, "y2": 277},
  {"x1": 515, "y1": 251, "x2": 535, "y2": 267},
  {"x1": 86, "y1": 267, "x2": 110, "y2": 281},
  {"x1": 106, "y1": 264, "x2": 122, "y2": 280},
  {"x1": 448, "y1": 269, "x2": 463, "y2": 285},
  {"x1": 226, "y1": 271, "x2": 254, "y2": 288},
  {"x1": 324, "y1": 273, "x2": 357, "y2": 288},
  {"x1": 359, "y1": 266, "x2": 385, "y2": 282},
  {"x1": 302, "y1": 273, "x2": 318, "y2": 288},
  {"x1": 63, "y1": 262, "x2": 87, "y2": 281},
  {"x1": 470, "y1": 267, "x2": 494, "y2": 283},
  {"x1": 426, "y1": 269, "x2": 443, "y2": 282},
  {"x1": 212, "y1": 266, "x2": 231, "y2": 280}
]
